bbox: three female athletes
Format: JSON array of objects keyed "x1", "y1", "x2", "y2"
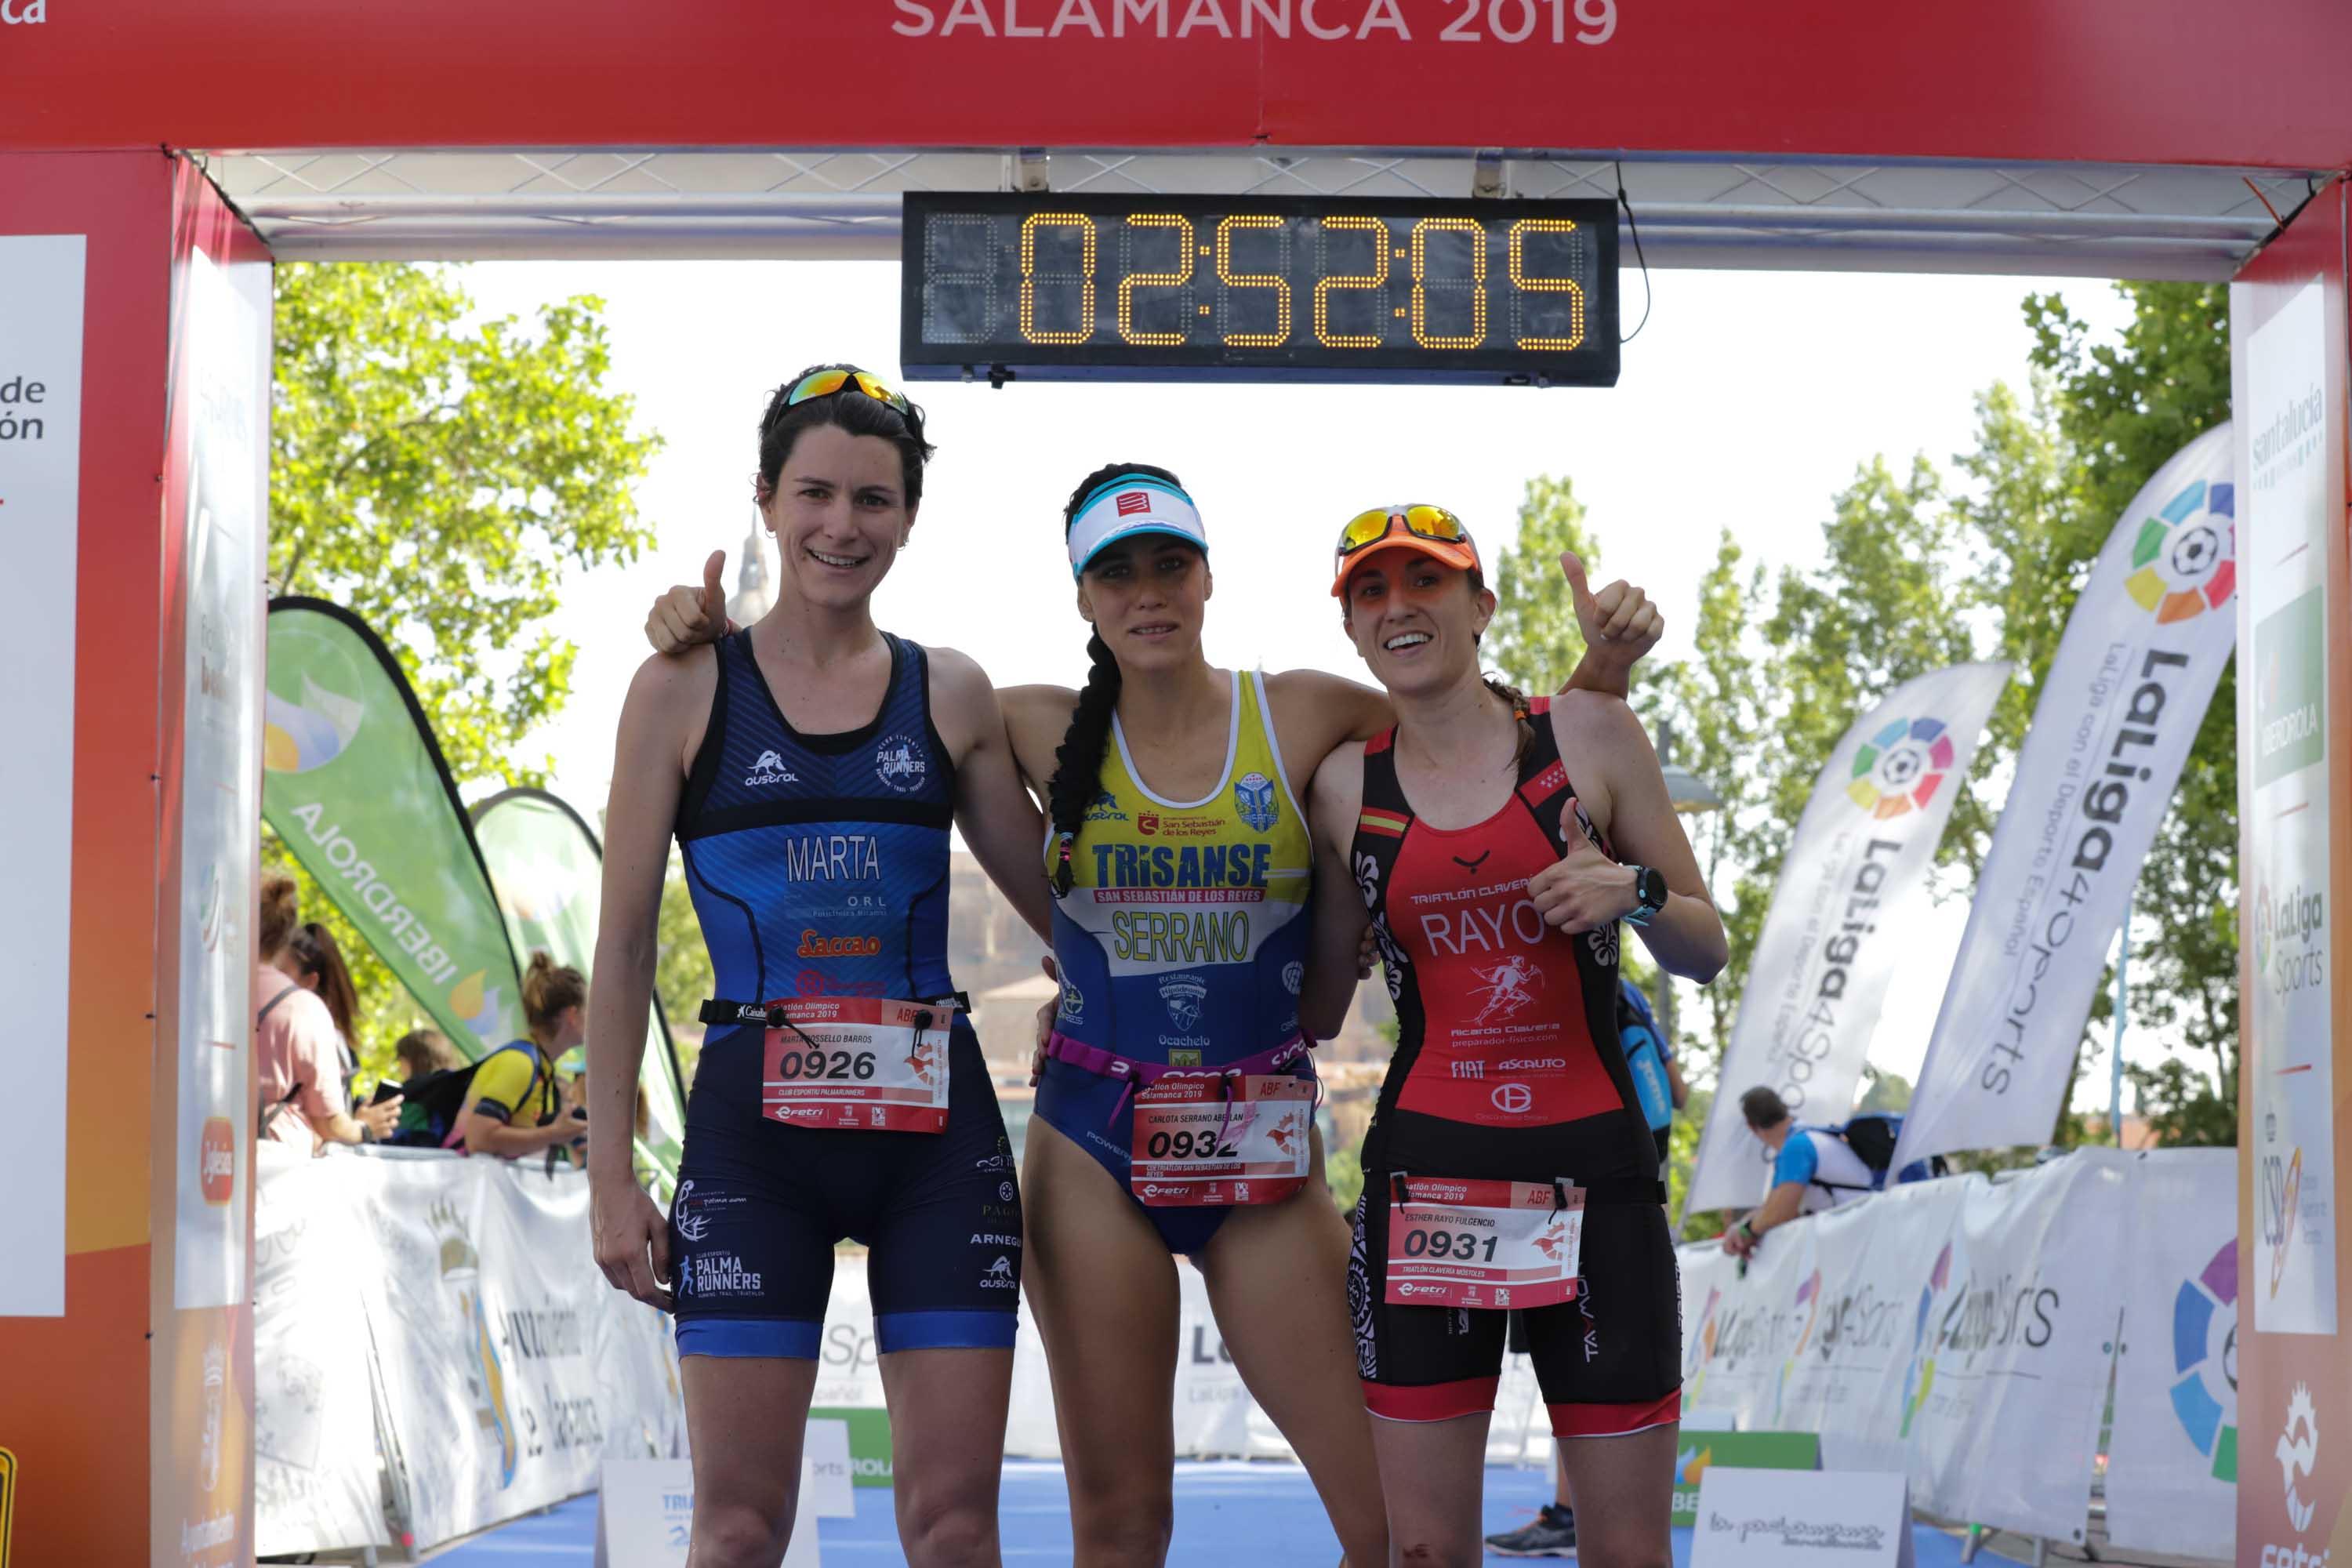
[{"x1": 600, "y1": 362, "x2": 1695, "y2": 1568}]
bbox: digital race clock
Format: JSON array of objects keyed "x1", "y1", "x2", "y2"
[{"x1": 899, "y1": 193, "x2": 1618, "y2": 387}]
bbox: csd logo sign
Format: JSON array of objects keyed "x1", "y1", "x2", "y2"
[
  {"x1": 1490, "y1": 1083, "x2": 1534, "y2": 1115},
  {"x1": 199, "y1": 1117, "x2": 236, "y2": 1204}
]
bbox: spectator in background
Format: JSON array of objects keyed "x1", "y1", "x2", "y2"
[
  {"x1": 255, "y1": 876, "x2": 400, "y2": 1150},
  {"x1": 393, "y1": 1028, "x2": 460, "y2": 1083},
  {"x1": 286, "y1": 920, "x2": 361, "y2": 1103},
  {"x1": 459, "y1": 952, "x2": 590, "y2": 1160}
]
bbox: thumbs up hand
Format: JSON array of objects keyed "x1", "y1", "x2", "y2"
[
  {"x1": 1562, "y1": 550, "x2": 1663, "y2": 679},
  {"x1": 644, "y1": 549, "x2": 739, "y2": 655},
  {"x1": 1527, "y1": 797, "x2": 1639, "y2": 935}
]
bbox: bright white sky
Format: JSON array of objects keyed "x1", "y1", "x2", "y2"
[{"x1": 451, "y1": 258, "x2": 2165, "y2": 1109}]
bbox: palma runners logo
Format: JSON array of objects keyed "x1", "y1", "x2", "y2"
[
  {"x1": 2169, "y1": 1240, "x2": 2238, "y2": 1482},
  {"x1": 2123, "y1": 477, "x2": 2235, "y2": 623},
  {"x1": 1845, "y1": 717, "x2": 1955, "y2": 821}
]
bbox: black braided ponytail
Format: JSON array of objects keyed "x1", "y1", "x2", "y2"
[{"x1": 1046, "y1": 460, "x2": 1186, "y2": 895}]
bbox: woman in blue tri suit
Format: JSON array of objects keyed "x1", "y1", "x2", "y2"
[{"x1": 589, "y1": 366, "x2": 1052, "y2": 1568}]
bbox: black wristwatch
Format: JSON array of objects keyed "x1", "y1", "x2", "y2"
[{"x1": 1626, "y1": 864, "x2": 1669, "y2": 925}]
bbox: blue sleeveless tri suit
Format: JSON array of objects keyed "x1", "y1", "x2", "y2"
[{"x1": 666, "y1": 630, "x2": 1020, "y2": 1357}]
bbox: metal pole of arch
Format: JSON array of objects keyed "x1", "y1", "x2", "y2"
[{"x1": 2109, "y1": 895, "x2": 2131, "y2": 1145}]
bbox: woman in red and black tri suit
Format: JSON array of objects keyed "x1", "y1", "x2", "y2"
[{"x1": 1300, "y1": 506, "x2": 1728, "y2": 1568}]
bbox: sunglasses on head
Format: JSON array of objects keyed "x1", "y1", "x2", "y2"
[{"x1": 780, "y1": 368, "x2": 913, "y2": 417}]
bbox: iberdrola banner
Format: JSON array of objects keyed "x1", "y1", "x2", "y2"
[
  {"x1": 472, "y1": 786, "x2": 688, "y2": 1181},
  {"x1": 1893, "y1": 426, "x2": 2237, "y2": 1174},
  {"x1": 1685, "y1": 662, "x2": 2011, "y2": 1214},
  {"x1": 263, "y1": 597, "x2": 523, "y2": 1057}
]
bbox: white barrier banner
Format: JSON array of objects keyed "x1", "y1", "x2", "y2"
[
  {"x1": 2103, "y1": 1149, "x2": 2238, "y2": 1560},
  {"x1": 1686, "y1": 662, "x2": 2010, "y2": 1213},
  {"x1": 359, "y1": 1152, "x2": 684, "y2": 1548},
  {"x1": 253, "y1": 1146, "x2": 389, "y2": 1557},
  {"x1": 254, "y1": 1150, "x2": 685, "y2": 1555},
  {"x1": 1895, "y1": 426, "x2": 2238, "y2": 1174},
  {"x1": 1682, "y1": 1150, "x2": 2165, "y2": 1545}
]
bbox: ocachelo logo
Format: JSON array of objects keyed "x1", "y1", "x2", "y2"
[
  {"x1": 2124, "y1": 477, "x2": 2234, "y2": 623},
  {"x1": 1845, "y1": 716, "x2": 1954, "y2": 821}
]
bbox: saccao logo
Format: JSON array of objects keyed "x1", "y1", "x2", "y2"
[
  {"x1": 1845, "y1": 717, "x2": 1955, "y2": 821},
  {"x1": 1900, "y1": 1242, "x2": 1955, "y2": 1438},
  {"x1": 263, "y1": 623, "x2": 365, "y2": 774},
  {"x1": 2279, "y1": 1385, "x2": 2318, "y2": 1532},
  {"x1": 2124, "y1": 477, "x2": 2235, "y2": 624},
  {"x1": 2169, "y1": 1239, "x2": 2238, "y2": 1482}
]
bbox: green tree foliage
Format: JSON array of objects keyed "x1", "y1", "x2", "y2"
[
  {"x1": 1484, "y1": 475, "x2": 1607, "y2": 697},
  {"x1": 1482, "y1": 281, "x2": 2236, "y2": 1177},
  {"x1": 265, "y1": 264, "x2": 661, "y2": 1078},
  {"x1": 271, "y1": 262, "x2": 660, "y2": 785}
]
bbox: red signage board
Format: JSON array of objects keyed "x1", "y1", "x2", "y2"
[{"x1": 1, "y1": 0, "x2": 2348, "y2": 169}]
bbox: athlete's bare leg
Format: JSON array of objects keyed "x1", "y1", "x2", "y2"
[
  {"x1": 879, "y1": 1346, "x2": 1016, "y2": 1568},
  {"x1": 1196, "y1": 1132, "x2": 1387, "y2": 1567},
  {"x1": 1023, "y1": 1116, "x2": 1182, "y2": 1567},
  {"x1": 682, "y1": 1355, "x2": 819, "y2": 1568},
  {"x1": 1558, "y1": 1425, "x2": 1677, "y2": 1568},
  {"x1": 1370, "y1": 1409, "x2": 1491, "y2": 1568}
]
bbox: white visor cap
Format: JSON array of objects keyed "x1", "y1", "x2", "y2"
[{"x1": 1067, "y1": 477, "x2": 1208, "y2": 577}]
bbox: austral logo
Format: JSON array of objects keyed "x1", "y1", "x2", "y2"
[
  {"x1": 1844, "y1": 716, "x2": 1954, "y2": 821},
  {"x1": 2123, "y1": 478, "x2": 2234, "y2": 623}
]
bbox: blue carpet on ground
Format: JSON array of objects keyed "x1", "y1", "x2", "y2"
[{"x1": 428, "y1": 1461, "x2": 2028, "y2": 1564}]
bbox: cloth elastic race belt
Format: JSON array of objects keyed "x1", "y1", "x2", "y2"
[
  {"x1": 1388, "y1": 1171, "x2": 1668, "y2": 1208},
  {"x1": 701, "y1": 993, "x2": 972, "y2": 1029},
  {"x1": 1043, "y1": 1028, "x2": 1315, "y2": 1124}
]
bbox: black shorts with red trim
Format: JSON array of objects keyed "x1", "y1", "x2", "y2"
[{"x1": 1348, "y1": 1112, "x2": 1682, "y2": 1438}]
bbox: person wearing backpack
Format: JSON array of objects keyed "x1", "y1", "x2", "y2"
[
  {"x1": 458, "y1": 953, "x2": 591, "y2": 1161},
  {"x1": 254, "y1": 875, "x2": 401, "y2": 1150},
  {"x1": 1721, "y1": 1086, "x2": 1936, "y2": 1260}
]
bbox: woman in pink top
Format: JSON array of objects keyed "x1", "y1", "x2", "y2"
[{"x1": 254, "y1": 876, "x2": 399, "y2": 1149}]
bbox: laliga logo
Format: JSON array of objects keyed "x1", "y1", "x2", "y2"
[
  {"x1": 199, "y1": 1117, "x2": 236, "y2": 1205},
  {"x1": 1846, "y1": 716, "x2": 1955, "y2": 821},
  {"x1": 2169, "y1": 1240, "x2": 2239, "y2": 1483},
  {"x1": 2278, "y1": 1385, "x2": 2319, "y2": 1533},
  {"x1": 2124, "y1": 477, "x2": 2235, "y2": 624}
]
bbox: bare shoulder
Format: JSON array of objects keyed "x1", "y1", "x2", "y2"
[
  {"x1": 1265, "y1": 667, "x2": 1367, "y2": 702},
  {"x1": 1546, "y1": 687, "x2": 1643, "y2": 744},
  {"x1": 922, "y1": 643, "x2": 996, "y2": 702},
  {"x1": 1309, "y1": 737, "x2": 1369, "y2": 814},
  {"x1": 1000, "y1": 681, "x2": 1081, "y2": 739},
  {"x1": 625, "y1": 641, "x2": 717, "y2": 714}
]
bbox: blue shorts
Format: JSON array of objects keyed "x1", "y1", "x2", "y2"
[
  {"x1": 669, "y1": 1020, "x2": 1022, "y2": 1358},
  {"x1": 1033, "y1": 1054, "x2": 1320, "y2": 1256}
]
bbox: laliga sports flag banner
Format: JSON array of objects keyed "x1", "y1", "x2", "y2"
[
  {"x1": 1893, "y1": 426, "x2": 2238, "y2": 1174},
  {"x1": 473, "y1": 787, "x2": 688, "y2": 1181},
  {"x1": 263, "y1": 598, "x2": 524, "y2": 1057},
  {"x1": 1684, "y1": 662, "x2": 2011, "y2": 1214}
]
